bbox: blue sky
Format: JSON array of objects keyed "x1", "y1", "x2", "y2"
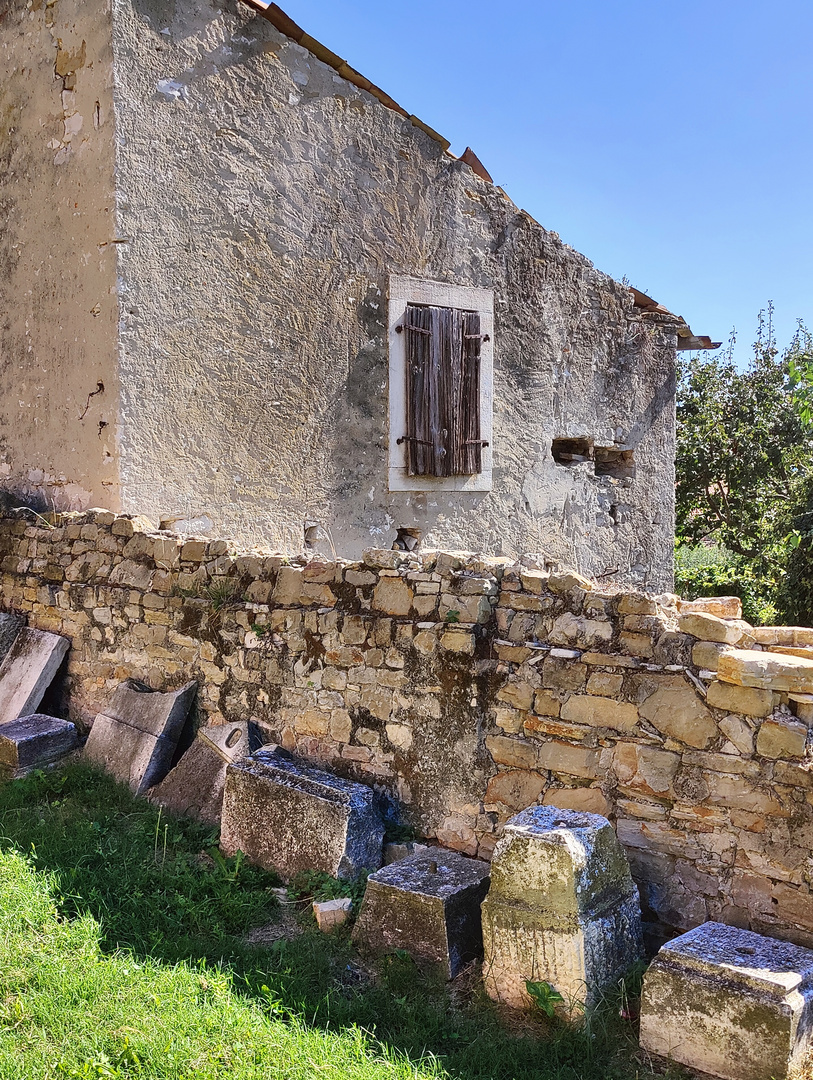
[{"x1": 286, "y1": 0, "x2": 812, "y2": 364}]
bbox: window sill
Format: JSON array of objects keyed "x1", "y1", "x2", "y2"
[{"x1": 387, "y1": 468, "x2": 493, "y2": 492}]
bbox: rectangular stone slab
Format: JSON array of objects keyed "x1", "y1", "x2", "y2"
[
  {"x1": 640, "y1": 922, "x2": 813, "y2": 1080},
  {"x1": 0, "y1": 628, "x2": 70, "y2": 726},
  {"x1": 83, "y1": 713, "x2": 177, "y2": 795},
  {"x1": 149, "y1": 721, "x2": 261, "y2": 824},
  {"x1": 82, "y1": 679, "x2": 197, "y2": 795},
  {"x1": 0, "y1": 713, "x2": 78, "y2": 777},
  {"x1": 103, "y1": 678, "x2": 197, "y2": 739},
  {"x1": 352, "y1": 850, "x2": 490, "y2": 978},
  {"x1": 718, "y1": 648, "x2": 813, "y2": 693},
  {"x1": 220, "y1": 751, "x2": 384, "y2": 879}
]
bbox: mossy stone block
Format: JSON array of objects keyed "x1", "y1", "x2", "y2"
[
  {"x1": 640, "y1": 922, "x2": 813, "y2": 1080},
  {"x1": 353, "y1": 850, "x2": 491, "y2": 978}
]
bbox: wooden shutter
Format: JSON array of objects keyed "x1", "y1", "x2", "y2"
[{"x1": 403, "y1": 304, "x2": 482, "y2": 477}]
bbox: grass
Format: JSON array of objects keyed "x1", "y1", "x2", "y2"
[{"x1": 0, "y1": 765, "x2": 681, "y2": 1079}]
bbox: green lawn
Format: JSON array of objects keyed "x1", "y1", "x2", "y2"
[{"x1": 0, "y1": 765, "x2": 677, "y2": 1079}]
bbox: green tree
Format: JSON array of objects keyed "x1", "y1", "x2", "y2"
[{"x1": 675, "y1": 310, "x2": 813, "y2": 622}]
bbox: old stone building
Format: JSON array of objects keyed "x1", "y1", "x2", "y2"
[{"x1": 0, "y1": 0, "x2": 716, "y2": 588}]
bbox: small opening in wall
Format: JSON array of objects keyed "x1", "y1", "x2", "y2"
[
  {"x1": 392, "y1": 527, "x2": 422, "y2": 552},
  {"x1": 304, "y1": 523, "x2": 320, "y2": 550},
  {"x1": 551, "y1": 437, "x2": 593, "y2": 466},
  {"x1": 594, "y1": 447, "x2": 635, "y2": 479}
]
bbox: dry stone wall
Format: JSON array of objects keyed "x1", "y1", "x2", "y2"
[{"x1": 4, "y1": 508, "x2": 813, "y2": 946}]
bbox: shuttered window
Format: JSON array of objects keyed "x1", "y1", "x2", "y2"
[{"x1": 401, "y1": 304, "x2": 483, "y2": 477}]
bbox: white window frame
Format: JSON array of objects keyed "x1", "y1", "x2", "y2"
[{"x1": 388, "y1": 274, "x2": 494, "y2": 492}]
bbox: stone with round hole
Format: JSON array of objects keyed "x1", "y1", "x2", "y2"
[{"x1": 149, "y1": 720, "x2": 262, "y2": 824}]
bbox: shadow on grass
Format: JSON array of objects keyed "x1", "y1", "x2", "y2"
[{"x1": 0, "y1": 763, "x2": 669, "y2": 1080}]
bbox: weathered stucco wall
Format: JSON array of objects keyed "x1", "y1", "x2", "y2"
[
  {"x1": 5, "y1": 508, "x2": 813, "y2": 949},
  {"x1": 0, "y1": 0, "x2": 119, "y2": 512},
  {"x1": 110, "y1": 0, "x2": 677, "y2": 588}
]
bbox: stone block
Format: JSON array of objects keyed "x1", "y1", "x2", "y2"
[
  {"x1": 0, "y1": 627, "x2": 70, "y2": 726},
  {"x1": 638, "y1": 684, "x2": 717, "y2": 748},
  {"x1": 220, "y1": 751, "x2": 384, "y2": 879},
  {"x1": 485, "y1": 734, "x2": 537, "y2": 770},
  {"x1": 640, "y1": 922, "x2": 813, "y2": 1080},
  {"x1": 756, "y1": 716, "x2": 808, "y2": 760},
  {"x1": 560, "y1": 695, "x2": 638, "y2": 732},
  {"x1": 618, "y1": 592, "x2": 658, "y2": 615},
  {"x1": 149, "y1": 721, "x2": 262, "y2": 824},
  {"x1": 719, "y1": 648, "x2": 813, "y2": 693},
  {"x1": 485, "y1": 769, "x2": 545, "y2": 810},
  {"x1": 0, "y1": 713, "x2": 79, "y2": 778},
  {"x1": 619, "y1": 631, "x2": 654, "y2": 658},
  {"x1": 719, "y1": 713, "x2": 756, "y2": 755},
  {"x1": 548, "y1": 571, "x2": 592, "y2": 595},
  {"x1": 353, "y1": 850, "x2": 490, "y2": 978},
  {"x1": 679, "y1": 611, "x2": 744, "y2": 644},
  {"x1": 313, "y1": 897, "x2": 352, "y2": 931},
  {"x1": 83, "y1": 679, "x2": 197, "y2": 795},
  {"x1": 535, "y1": 740, "x2": 600, "y2": 779},
  {"x1": 585, "y1": 671, "x2": 624, "y2": 697},
  {"x1": 372, "y1": 577, "x2": 413, "y2": 616},
  {"x1": 692, "y1": 639, "x2": 727, "y2": 671},
  {"x1": 542, "y1": 787, "x2": 610, "y2": 816},
  {"x1": 707, "y1": 680, "x2": 774, "y2": 718},
  {"x1": 440, "y1": 630, "x2": 474, "y2": 654},
  {"x1": 482, "y1": 806, "x2": 643, "y2": 1012},
  {"x1": 678, "y1": 596, "x2": 743, "y2": 619}
]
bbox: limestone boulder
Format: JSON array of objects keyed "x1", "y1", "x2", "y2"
[{"x1": 640, "y1": 922, "x2": 813, "y2": 1080}]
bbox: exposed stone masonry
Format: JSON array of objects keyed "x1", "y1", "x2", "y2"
[{"x1": 4, "y1": 508, "x2": 813, "y2": 945}]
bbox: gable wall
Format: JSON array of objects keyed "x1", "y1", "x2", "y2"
[{"x1": 110, "y1": 0, "x2": 677, "y2": 589}]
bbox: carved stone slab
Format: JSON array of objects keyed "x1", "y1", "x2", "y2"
[
  {"x1": 220, "y1": 750, "x2": 384, "y2": 879},
  {"x1": 149, "y1": 721, "x2": 260, "y2": 824},
  {"x1": 0, "y1": 628, "x2": 70, "y2": 726},
  {"x1": 640, "y1": 922, "x2": 813, "y2": 1080},
  {"x1": 353, "y1": 849, "x2": 490, "y2": 978},
  {"x1": 83, "y1": 679, "x2": 197, "y2": 795},
  {"x1": 0, "y1": 713, "x2": 79, "y2": 777}
]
